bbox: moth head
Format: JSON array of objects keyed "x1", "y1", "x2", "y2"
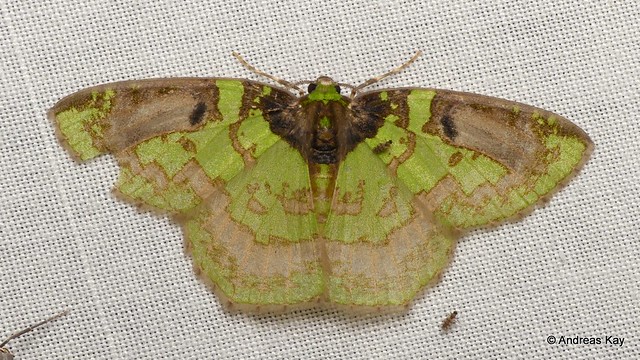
[{"x1": 306, "y1": 76, "x2": 343, "y2": 101}]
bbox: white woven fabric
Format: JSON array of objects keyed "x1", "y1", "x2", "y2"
[{"x1": 1, "y1": 1, "x2": 638, "y2": 359}]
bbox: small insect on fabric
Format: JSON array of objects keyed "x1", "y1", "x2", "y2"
[
  {"x1": 49, "y1": 52, "x2": 593, "y2": 312},
  {"x1": 441, "y1": 310, "x2": 458, "y2": 332},
  {"x1": 1, "y1": 310, "x2": 68, "y2": 360}
]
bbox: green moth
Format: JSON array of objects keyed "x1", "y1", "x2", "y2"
[{"x1": 49, "y1": 52, "x2": 593, "y2": 312}]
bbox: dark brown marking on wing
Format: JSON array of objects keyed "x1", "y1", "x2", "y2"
[
  {"x1": 353, "y1": 90, "x2": 411, "y2": 130},
  {"x1": 239, "y1": 81, "x2": 262, "y2": 123},
  {"x1": 351, "y1": 90, "x2": 414, "y2": 171},
  {"x1": 373, "y1": 140, "x2": 393, "y2": 154},
  {"x1": 189, "y1": 101, "x2": 207, "y2": 125},
  {"x1": 425, "y1": 91, "x2": 545, "y2": 171},
  {"x1": 393, "y1": 94, "x2": 411, "y2": 129},
  {"x1": 178, "y1": 137, "x2": 197, "y2": 153},
  {"x1": 388, "y1": 131, "x2": 416, "y2": 174},
  {"x1": 57, "y1": 79, "x2": 226, "y2": 153},
  {"x1": 349, "y1": 100, "x2": 385, "y2": 139},
  {"x1": 441, "y1": 113, "x2": 457, "y2": 140},
  {"x1": 348, "y1": 90, "x2": 410, "y2": 159},
  {"x1": 204, "y1": 82, "x2": 222, "y2": 123},
  {"x1": 258, "y1": 88, "x2": 309, "y2": 158},
  {"x1": 448, "y1": 151, "x2": 464, "y2": 167}
]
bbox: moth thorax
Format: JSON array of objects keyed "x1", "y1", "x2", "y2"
[{"x1": 311, "y1": 116, "x2": 338, "y2": 164}]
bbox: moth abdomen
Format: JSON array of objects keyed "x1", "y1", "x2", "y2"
[{"x1": 310, "y1": 148, "x2": 339, "y2": 164}]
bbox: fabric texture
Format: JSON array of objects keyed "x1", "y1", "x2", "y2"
[{"x1": 1, "y1": 1, "x2": 637, "y2": 359}]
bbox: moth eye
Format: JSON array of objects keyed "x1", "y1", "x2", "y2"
[
  {"x1": 334, "y1": 85, "x2": 341, "y2": 94},
  {"x1": 307, "y1": 83, "x2": 317, "y2": 93}
]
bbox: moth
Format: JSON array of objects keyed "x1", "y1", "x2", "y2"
[
  {"x1": 49, "y1": 52, "x2": 593, "y2": 312},
  {"x1": 1, "y1": 310, "x2": 68, "y2": 360}
]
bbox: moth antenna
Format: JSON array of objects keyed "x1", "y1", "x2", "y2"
[
  {"x1": 232, "y1": 52, "x2": 305, "y2": 96},
  {"x1": 293, "y1": 80, "x2": 313, "y2": 87},
  {"x1": 336, "y1": 82, "x2": 356, "y2": 92},
  {"x1": 0, "y1": 310, "x2": 69, "y2": 348},
  {"x1": 351, "y1": 50, "x2": 423, "y2": 99}
]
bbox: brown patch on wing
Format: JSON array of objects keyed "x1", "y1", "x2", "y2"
[
  {"x1": 228, "y1": 120, "x2": 257, "y2": 166},
  {"x1": 178, "y1": 137, "x2": 197, "y2": 153},
  {"x1": 109, "y1": 79, "x2": 220, "y2": 152},
  {"x1": 257, "y1": 86, "x2": 307, "y2": 155},
  {"x1": 372, "y1": 140, "x2": 393, "y2": 154},
  {"x1": 49, "y1": 78, "x2": 293, "y2": 156},
  {"x1": 325, "y1": 191, "x2": 458, "y2": 306},
  {"x1": 378, "y1": 90, "x2": 411, "y2": 129},
  {"x1": 388, "y1": 131, "x2": 416, "y2": 175},
  {"x1": 351, "y1": 90, "x2": 416, "y2": 174},
  {"x1": 275, "y1": 184, "x2": 314, "y2": 215},
  {"x1": 114, "y1": 147, "x2": 323, "y2": 311},
  {"x1": 426, "y1": 92, "x2": 538, "y2": 171},
  {"x1": 246, "y1": 183, "x2": 268, "y2": 215},
  {"x1": 448, "y1": 151, "x2": 464, "y2": 167},
  {"x1": 186, "y1": 182, "x2": 322, "y2": 307},
  {"x1": 330, "y1": 179, "x2": 365, "y2": 215},
  {"x1": 376, "y1": 186, "x2": 399, "y2": 218},
  {"x1": 229, "y1": 81, "x2": 299, "y2": 165},
  {"x1": 422, "y1": 90, "x2": 590, "y2": 173}
]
